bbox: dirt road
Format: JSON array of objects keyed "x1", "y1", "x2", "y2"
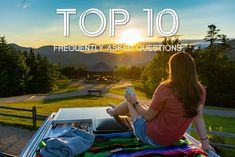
[{"x1": 0, "y1": 125, "x2": 35, "y2": 156}]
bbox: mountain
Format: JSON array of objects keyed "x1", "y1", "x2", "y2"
[
  {"x1": 9, "y1": 39, "x2": 235, "y2": 68},
  {"x1": 10, "y1": 43, "x2": 33, "y2": 52},
  {"x1": 9, "y1": 44, "x2": 156, "y2": 67}
]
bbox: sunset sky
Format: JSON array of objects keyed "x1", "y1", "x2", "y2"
[{"x1": 0, "y1": 0, "x2": 235, "y2": 48}]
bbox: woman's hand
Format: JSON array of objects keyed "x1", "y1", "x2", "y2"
[{"x1": 125, "y1": 93, "x2": 137, "y2": 105}]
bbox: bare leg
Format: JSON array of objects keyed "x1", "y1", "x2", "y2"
[
  {"x1": 127, "y1": 103, "x2": 140, "y2": 122},
  {"x1": 112, "y1": 101, "x2": 129, "y2": 116},
  {"x1": 106, "y1": 101, "x2": 140, "y2": 129},
  {"x1": 107, "y1": 101, "x2": 130, "y2": 116}
]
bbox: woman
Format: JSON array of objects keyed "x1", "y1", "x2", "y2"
[{"x1": 106, "y1": 52, "x2": 214, "y2": 151}]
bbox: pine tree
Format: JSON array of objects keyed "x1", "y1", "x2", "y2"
[
  {"x1": 204, "y1": 24, "x2": 220, "y2": 46},
  {"x1": 0, "y1": 37, "x2": 59, "y2": 96},
  {"x1": 0, "y1": 36, "x2": 29, "y2": 96}
]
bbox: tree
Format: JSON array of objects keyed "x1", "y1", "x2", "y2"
[
  {"x1": 185, "y1": 44, "x2": 195, "y2": 56},
  {"x1": 218, "y1": 34, "x2": 230, "y2": 48},
  {"x1": 60, "y1": 65, "x2": 86, "y2": 79},
  {"x1": 25, "y1": 51, "x2": 59, "y2": 93},
  {"x1": 161, "y1": 37, "x2": 181, "y2": 52},
  {"x1": 0, "y1": 37, "x2": 29, "y2": 96},
  {"x1": 140, "y1": 37, "x2": 180, "y2": 97},
  {"x1": 75, "y1": 67, "x2": 87, "y2": 78},
  {"x1": 0, "y1": 37, "x2": 60, "y2": 96},
  {"x1": 117, "y1": 66, "x2": 143, "y2": 80},
  {"x1": 193, "y1": 46, "x2": 235, "y2": 107},
  {"x1": 204, "y1": 24, "x2": 220, "y2": 46},
  {"x1": 61, "y1": 66, "x2": 77, "y2": 79},
  {"x1": 196, "y1": 25, "x2": 234, "y2": 107}
]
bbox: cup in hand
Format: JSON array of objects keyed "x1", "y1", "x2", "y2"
[{"x1": 125, "y1": 86, "x2": 135, "y2": 98}]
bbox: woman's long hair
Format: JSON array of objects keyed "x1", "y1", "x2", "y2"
[{"x1": 162, "y1": 52, "x2": 202, "y2": 118}]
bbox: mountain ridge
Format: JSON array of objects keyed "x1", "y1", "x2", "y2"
[
  {"x1": 9, "y1": 39, "x2": 235, "y2": 67},
  {"x1": 9, "y1": 44, "x2": 156, "y2": 67}
]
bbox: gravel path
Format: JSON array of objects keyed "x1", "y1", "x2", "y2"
[{"x1": 0, "y1": 125, "x2": 35, "y2": 156}]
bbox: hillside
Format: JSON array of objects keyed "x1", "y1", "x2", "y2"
[
  {"x1": 227, "y1": 39, "x2": 235, "y2": 59},
  {"x1": 10, "y1": 44, "x2": 156, "y2": 67},
  {"x1": 9, "y1": 39, "x2": 235, "y2": 67}
]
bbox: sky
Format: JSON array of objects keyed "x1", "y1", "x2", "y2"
[{"x1": 0, "y1": 0, "x2": 235, "y2": 48}]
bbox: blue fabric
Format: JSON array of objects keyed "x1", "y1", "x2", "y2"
[
  {"x1": 95, "y1": 131, "x2": 134, "y2": 139},
  {"x1": 41, "y1": 127, "x2": 95, "y2": 157},
  {"x1": 133, "y1": 116, "x2": 160, "y2": 146}
]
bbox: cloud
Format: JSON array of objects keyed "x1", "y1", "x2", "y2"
[
  {"x1": 21, "y1": 0, "x2": 31, "y2": 9},
  {"x1": 23, "y1": 4, "x2": 31, "y2": 8}
]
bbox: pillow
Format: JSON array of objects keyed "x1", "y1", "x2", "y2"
[{"x1": 92, "y1": 117, "x2": 132, "y2": 133}]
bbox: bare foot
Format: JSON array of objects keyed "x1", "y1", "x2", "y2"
[
  {"x1": 109, "y1": 104, "x2": 116, "y2": 109},
  {"x1": 106, "y1": 108, "x2": 115, "y2": 117}
]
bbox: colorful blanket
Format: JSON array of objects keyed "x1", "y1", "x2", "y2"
[
  {"x1": 78, "y1": 136, "x2": 208, "y2": 157},
  {"x1": 37, "y1": 131, "x2": 208, "y2": 157}
]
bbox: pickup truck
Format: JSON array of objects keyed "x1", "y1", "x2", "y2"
[{"x1": 20, "y1": 107, "x2": 220, "y2": 157}]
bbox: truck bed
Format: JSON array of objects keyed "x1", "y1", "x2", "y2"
[{"x1": 20, "y1": 107, "x2": 219, "y2": 157}]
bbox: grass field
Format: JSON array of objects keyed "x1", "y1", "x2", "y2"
[
  {"x1": 188, "y1": 111, "x2": 235, "y2": 156},
  {"x1": 204, "y1": 115, "x2": 235, "y2": 134},
  {"x1": 191, "y1": 115, "x2": 235, "y2": 144},
  {"x1": 49, "y1": 79, "x2": 82, "y2": 94},
  {"x1": 0, "y1": 95, "x2": 122, "y2": 128},
  {"x1": 1, "y1": 94, "x2": 234, "y2": 134},
  {"x1": 109, "y1": 80, "x2": 149, "y2": 100},
  {"x1": 110, "y1": 87, "x2": 148, "y2": 99}
]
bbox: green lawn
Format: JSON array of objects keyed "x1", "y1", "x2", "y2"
[
  {"x1": 110, "y1": 87, "x2": 148, "y2": 99},
  {"x1": 0, "y1": 95, "x2": 122, "y2": 128},
  {"x1": 52, "y1": 82, "x2": 82, "y2": 94},
  {"x1": 203, "y1": 115, "x2": 235, "y2": 134},
  {"x1": 95, "y1": 83, "x2": 111, "y2": 89},
  {"x1": 190, "y1": 115, "x2": 235, "y2": 143},
  {"x1": 49, "y1": 79, "x2": 82, "y2": 94},
  {"x1": 190, "y1": 115, "x2": 235, "y2": 157},
  {"x1": 49, "y1": 79, "x2": 71, "y2": 93}
]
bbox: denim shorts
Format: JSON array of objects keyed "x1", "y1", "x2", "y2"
[{"x1": 133, "y1": 116, "x2": 160, "y2": 146}]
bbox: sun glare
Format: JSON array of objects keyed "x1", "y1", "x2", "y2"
[{"x1": 119, "y1": 29, "x2": 143, "y2": 45}]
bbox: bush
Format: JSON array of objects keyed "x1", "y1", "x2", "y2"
[
  {"x1": 208, "y1": 126, "x2": 226, "y2": 156},
  {"x1": 60, "y1": 66, "x2": 86, "y2": 79},
  {"x1": 194, "y1": 47, "x2": 235, "y2": 107},
  {"x1": 117, "y1": 66, "x2": 143, "y2": 80},
  {"x1": 208, "y1": 126, "x2": 225, "y2": 144},
  {"x1": 140, "y1": 51, "x2": 177, "y2": 98}
]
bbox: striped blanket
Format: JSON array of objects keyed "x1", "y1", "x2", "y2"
[{"x1": 78, "y1": 133, "x2": 207, "y2": 157}]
